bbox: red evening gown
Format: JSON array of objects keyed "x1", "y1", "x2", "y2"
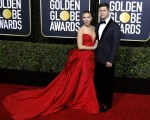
[{"x1": 2, "y1": 34, "x2": 99, "y2": 120}]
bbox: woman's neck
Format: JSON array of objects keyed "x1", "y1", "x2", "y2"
[{"x1": 84, "y1": 25, "x2": 91, "y2": 28}]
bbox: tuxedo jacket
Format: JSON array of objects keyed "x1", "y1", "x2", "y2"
[{"x1": 95, "y1": 18, "x2": 121, "y2": 64}]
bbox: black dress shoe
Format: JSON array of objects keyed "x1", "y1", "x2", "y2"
[{"x1": 100, "y1": 105, "x2": 111, "y2": 112}]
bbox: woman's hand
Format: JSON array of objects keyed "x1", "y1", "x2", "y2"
[{"x1": 93, "y1": 40, "x2": 99, "y2": 49}]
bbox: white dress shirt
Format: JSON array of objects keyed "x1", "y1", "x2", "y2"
[{"x1": 98, "y1": 17, "x2": 111, "y2": 40}]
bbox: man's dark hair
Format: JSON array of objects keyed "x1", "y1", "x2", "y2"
[{"x1": 99, "y1": 2, "x2": 109, "y2": 10}]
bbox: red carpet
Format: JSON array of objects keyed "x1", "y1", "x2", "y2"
[{"x1": 0, "y1": 83, "x2": 150, "y2": 120}]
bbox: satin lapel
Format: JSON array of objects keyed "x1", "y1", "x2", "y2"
[
  {"x1": 100, "y1": 18, "x2": 113, "y2": 41},
  {"x1": 96, "y1": 23, "x2": 101, "y2": 40}
]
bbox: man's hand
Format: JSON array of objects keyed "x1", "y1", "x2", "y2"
[{"x1": 106, "y1": 62, "x2": 112, "y2": 67}]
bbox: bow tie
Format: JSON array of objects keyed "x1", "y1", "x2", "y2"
[{"x1": 100, "y1": 20, "x2": 106, "y2": 24}]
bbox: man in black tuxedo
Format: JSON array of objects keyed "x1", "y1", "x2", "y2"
[{"x1": 94, "y1": 2, "x2": 121, "y2": 112}]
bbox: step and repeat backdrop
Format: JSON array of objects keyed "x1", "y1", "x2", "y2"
[
  {"x1": 0, "y1": 0, "x2": 149, "y2": 41},
  {"x1": 99, "y1": 0, "x2": 150, "y2": 41},
  {"x1": 0, "y1": 0, "x2": 31, "y2": 36},
  {"x1": 40, "y1": 0, "x2": 90, "y2": 38}
]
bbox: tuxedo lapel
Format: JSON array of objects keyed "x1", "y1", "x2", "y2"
[{"x1": 96, "y1": 23, "x2": 101, "y2": 40}]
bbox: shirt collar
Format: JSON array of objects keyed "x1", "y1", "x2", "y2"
[
  {"x1": 105, "y1": 16, "x2": 110, "y2": 24},
  {"x1": 100, "y1": 16, "x2": 110, "y2": 25}
]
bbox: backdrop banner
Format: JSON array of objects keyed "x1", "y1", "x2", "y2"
[
  {"x1": 40, "y1": 0, "x2": 90, "y2": 38},
  {"x1": 99, "y1": 0, "x2": 150, "y2": 41},
  {"x1": 0, "y1": 0, "x2": 31, "y2": 36}
]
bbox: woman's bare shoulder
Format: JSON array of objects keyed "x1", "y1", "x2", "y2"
[{"x1": 78, "y1": 26, "x2": 84, "y2": 33}]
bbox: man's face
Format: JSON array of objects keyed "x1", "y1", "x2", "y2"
[{"x1": 99, "y1": 6, "x2": 110, "y2": 20}]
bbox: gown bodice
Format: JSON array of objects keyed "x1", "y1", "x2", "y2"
[{"x1": 83, "y1": 34, "x2": 95, "y2": 46}]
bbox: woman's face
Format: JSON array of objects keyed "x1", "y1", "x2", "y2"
[{"x1": 82, "y1": 13, "x2": 92, "y2": 26}]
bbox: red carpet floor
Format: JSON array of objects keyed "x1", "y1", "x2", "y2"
[{"x1": 0, "y1": 83, "x2": 150, "y2": 120}]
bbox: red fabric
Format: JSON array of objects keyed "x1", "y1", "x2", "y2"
[
  {"x1": 1, "y1": 84, "x2": 150, "y2": 120},
  {"x1": 2, "y1": 34, "x2": 99, "y2": 120}
]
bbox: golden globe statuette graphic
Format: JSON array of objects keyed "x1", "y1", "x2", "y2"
[
  {"x1": 119, "y1": 12, "x2": 130, "y2": 23},
  {"x1": 3, "y1": 9, "x2": 12, "y2": 19},
  {"x1": 60, "y1": 10, "x2": 70, "y2": 21}
]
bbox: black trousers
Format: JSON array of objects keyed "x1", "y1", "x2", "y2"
[{"x1": 94, "y1": 62, "x2": 114, "y2": 106}]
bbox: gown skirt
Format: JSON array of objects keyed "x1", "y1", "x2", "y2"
[{"x1": 2, "y1": 34, "x2": 99, "y2": 120}]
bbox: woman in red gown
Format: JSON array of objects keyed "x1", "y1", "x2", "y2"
[{"x1": 2, "y1": 11, "x2": 99, "y2": 120}]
